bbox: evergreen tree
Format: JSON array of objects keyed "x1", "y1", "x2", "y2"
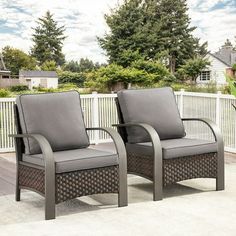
[
  {"x1": 79, "y1": 58, "x2": 96, "y2": 72},
  {"x1": 63, "y1": 58, "x2": 101, "y2": 72},
  {"x1": 99, "y1": 0, "x2": 145, "y2": 66},
  {"x1": 99, "y1": 0, "x2": 207, "y2": 72},
  {"x1": 63, "y1": 60, "x2": 80, "y2": 72},
  {"x1": 31, "y1": 11, "x2": 66, "y2": 66}
]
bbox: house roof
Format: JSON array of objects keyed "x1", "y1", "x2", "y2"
[
  {"x1": 208, "y1": 52, "x2": 231, "y2": 67},
  {"x1": 212, "y1": 46, "x2": 236, "y2": 67},
  {"x1": 19, "y1": 70, "x2": 58, "y2": 78}
]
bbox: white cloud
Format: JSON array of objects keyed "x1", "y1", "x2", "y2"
[
  {"x1": 0, "y1": 0, "x2": 235, "y2": 63},
  {"x1": 188, "y1": 1, "x2": 236, "y2": 52}
]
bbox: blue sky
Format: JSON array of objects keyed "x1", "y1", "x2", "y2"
[{"x1": 0, "y1": 0, "x2": 235, "y2": 63}]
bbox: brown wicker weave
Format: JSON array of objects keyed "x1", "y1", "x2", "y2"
[
  {"x1": 18, "y1": 163, "x2": 119, "y2": 204},
  {"x1": 127, "y1": 152, "x2": 217, "y2": 186}
]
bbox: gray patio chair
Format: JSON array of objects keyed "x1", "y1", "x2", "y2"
[
  {"x1": 114, "y1": 87, "x2": 224, "y2": 201},
  {"x1": 10, "y1": 91, "x2": 127, "y2": 220}
]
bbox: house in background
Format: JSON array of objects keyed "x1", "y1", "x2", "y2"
[
  {"x1": 197, "y1": 44, "x2": 236, "y2": 85},
  {"x1": 0, "y1": 54, "x2": 10, "y2": 79},
  {"x1": 19, "y1": 70, "x2": 58, "y2": 90}
]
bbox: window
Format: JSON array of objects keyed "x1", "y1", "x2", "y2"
[{"x1": 200, "y1": 71, "x2": 211, "y2": 81}]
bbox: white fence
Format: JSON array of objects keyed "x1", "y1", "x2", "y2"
[{"x1": 0, "y1": 91, "x2": 236, "y2": 153}]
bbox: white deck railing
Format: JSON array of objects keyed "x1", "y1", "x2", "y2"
[{"x1": 0, "y1": 90, "x2": 236, "y2": 153}]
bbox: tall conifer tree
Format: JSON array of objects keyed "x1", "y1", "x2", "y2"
[{"x1": 31, "y1": 11, "x2": 66, "y2": 66}]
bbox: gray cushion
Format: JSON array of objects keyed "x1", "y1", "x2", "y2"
[
  {"x1": 16, "y1": 91, "x2": 89, "y2": 154},
  {"x1": 23, "y1": 148, "x2": 118, "y2": 173},
  {"x1": 126, "y1": 138, "x2": 217, "y2": 159},
  {"x1": 117, "y1": 87, "x2": 185, "y2": 143}
]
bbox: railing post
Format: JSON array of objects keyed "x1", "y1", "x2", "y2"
[
  {"x1": 216, "y1": 91, "x2": 221, "y2": 126},
  {"x1": 92, "y1": 92, "x2": 99, "y2": 144},
  {"x1": 179, "y1": 89, "x2": 185, "y2": 117}
]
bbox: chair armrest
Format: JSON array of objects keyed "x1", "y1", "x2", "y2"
[
  {"x1": 86, "y1": 127, "x2": 127, "y2": 201},
  {"x1": 182, "y1": 118, "x2": 223, "y2": 144},
  {"x1": 113, "y1": 123, "x2": 162, "y2": 179},
  {"x1": 86, "y1": 127, "x2": 127, "y2": 163},
  {"x1": 9, "y1": 133, "x2": 55, "y2": 215},
  {"x1": 9, "y1": 133, "x2": 55, "y2": 169},
  {"x1": 182, "y1": 118, "x2": 225, "y2": 190}
]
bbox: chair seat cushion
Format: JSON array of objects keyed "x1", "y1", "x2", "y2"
[
  {"x1": 23, "y1": 148, "x2": 119, "y2": 173},
  {"x1": 126, "y1": 138, "x2": 217, "y2": 159},
  {"x1": 117, "y1": 87, "x2": 186, "y2": 143}
]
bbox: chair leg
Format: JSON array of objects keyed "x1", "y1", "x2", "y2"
[
  {"x1": 15, "y1": 166, "x2": 21, "y2": 201},
  {"x1": 216, "y1": 151, "x2": 225, "y2": 191},
  {"x1": 15, "y1": 177, "x2": 21, "y2": 201},
  {"x1": 153, "y1": 155, "x2": 163, "y2": 201},
  {"x1": 45, "y1": 195, "x2": 55, "y2": 220},
  {"x1": 153, "y1": 178, "x2": 163, "y2": 201},
  {"x1": 45, "y1": 172, "x2": 56, "y2": 220},
  {"x1": 118, "y1": 165, "x2": 128, "y2": 207},
  {"x1": 118, "y1": 185, "x2": 128, "y2": 207},
  {"x1": 16, "y1": 186, "x2": 21, "y2": 201}
]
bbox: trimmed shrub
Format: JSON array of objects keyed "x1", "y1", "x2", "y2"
[
  {"x1": 9, "y1": 85, "x2": 29, "y2": 92},
  {"x1": 0, "y1": 89, "x2": 11, "y2": 97},
  {"x1": 57, "y1": 71, "x2": 86, "y2": 87}
]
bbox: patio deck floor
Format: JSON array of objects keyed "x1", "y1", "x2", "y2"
[
  {"x1": 0, "y1": 143, "x2": 236, "y2": 196},
  {"x1": 0, "y1": 143, "x2": 236, "y2": 235}
]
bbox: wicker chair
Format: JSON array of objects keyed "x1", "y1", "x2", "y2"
[
  {"x1": 114, "y1": 87, "x2": 224, "y2": 201},
  {"x1": 10, "y1": 91, "x2": 127, "y2": 220}
]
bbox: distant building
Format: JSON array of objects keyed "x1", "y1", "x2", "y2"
[
  {"x1": 0, "y1": 54, "x2": 11, "y2": 79},
  {"x1": 197, "y1": 45, "x2": 236, "y2": 85},
  {"x1": 19, "y1": 70, "x2": 58, "y2": 90}
]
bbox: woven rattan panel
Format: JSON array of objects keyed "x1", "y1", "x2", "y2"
[
  {"x1": 18, "y1": 164, "x2": 119, "y2": 204},
  {"x1": 56, "y1": 166, "x2": 119, "y2": 203},
  {"x1": 19, "y1": 164, "x2": 45, "y2": 194},
  {"x1": 127, "y1": 152, "x2": 217, "y2": 186}
]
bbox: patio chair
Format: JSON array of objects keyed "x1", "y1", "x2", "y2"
[
  {"x1": 10, "y1": 91, "x2": 127, "y2": 220},
  {"x1": 114, "y1": 87, "x2": 224, "y2": 201}
]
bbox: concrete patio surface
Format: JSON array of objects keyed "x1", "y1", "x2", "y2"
[{"x1": 0, "y1": 144, "x2": 236, "y2": 236}]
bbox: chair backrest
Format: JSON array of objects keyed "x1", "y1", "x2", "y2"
[
  {"x1": 115, "y1": 97, "x2": 128, "y2": 143},
  {"x1": 116, "y1": 87, "x2": 186, "y2": 143},
  {"x1": 15, "y1": 91, "x2": 89, "y2": 154}
]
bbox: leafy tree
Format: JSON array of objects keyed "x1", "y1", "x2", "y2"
[
  {"x1": 114, "y1": 49, "x2": 144, "y2": 67},
  {"x1": 232, "y1": 64, "x2": 236, "y2": 71},
  {"x1": 85, "y1": 60, "x2": 175, "y2": 91},
  {"x1": 41, "y1": 60, "x2": 57, "y2": 71},
  {"x1": 99, "y1": 0, "x2": 207, "y2": 72},
  {"x1": 85, "y1": 63, "x2": 152, "y2": 91},
  {"x1": 2, "y1": 46, "x2": 37, "y2": 75},
  {"x1": 226, "y1": 76, "x2": 236, "y2": 97},
  {"x1": 178, "y1": 57, "x2": 210, "y2": 84},
  {"x1": 131, "y1": 59, "x2": 174, "y2": 83},
  {"x1": 31, "y1": 11, "x2": 66, "y2": 66}
]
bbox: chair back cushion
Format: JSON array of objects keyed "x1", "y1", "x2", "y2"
[
  {"x1": 16, "y1": 91, "x2": 89, "y2": 154},
  {"x1": 117, "y1": 87, "x2": 185, "y2": 143}
]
